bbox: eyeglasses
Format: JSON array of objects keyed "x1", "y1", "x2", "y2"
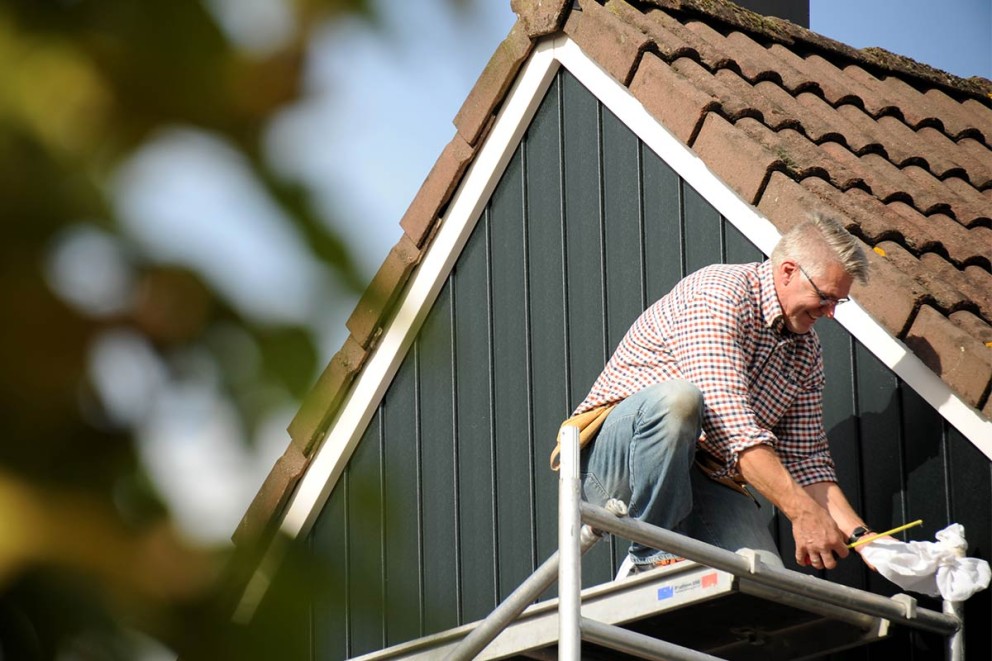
[{"x1": 797, "y1": 264, "x2": 850, "y2": 307}]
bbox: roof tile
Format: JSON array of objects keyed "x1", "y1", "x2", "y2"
[
  {"x1": 962, "y1": 99, "x2": 992, "y2": 144},
  {"x1": 232, "y1": 445, "x2": 307, "y2": 546},
  {"x1": 691, "y1": 112, "x2": 782, "y2": 203},
  {"x1": 794, "y1": 54, "x2": 869, "y2": 108},
  {"x1": 939, "y1": 176, "x2": 992, "y2": 226},
  {"x1": 890, "y1": 249, "x2": 972, "y2": 313},
  {"x1": 950, "y1": 310, "x2": 992, "y2": 345},
  {"x1": 793, "y1": 180, "x2": 992, "y2": 285},
  {"x1": 606, "y1": 0, "x2": 699, "y2": 62},
  {"x1": 756, "y1": 169, "x2": 825, "y2": 233},
  {"x1": 629, "y1": 53, "x2": 719, "y2": 144},
  {"x1": 639, "y1": 6, "x2": 736, "y2": 68},
  {"x1": 840, "y1": 64, "x2": 912, "y2": 121},
  {"x1": 400, "y1": 135, "x2": 475, "y2": 247},
  {"x1": 713, "y1": 70, "x2": 798, "y2": 129},
  {"x1": 919, "y1": 253, "x2": 992, "y2": 321},
  {"x1": 962, "y1": 264, "x2": 992, "y2": 320},
  {"x1": 885, "y1": 202, "x2": 985, "y2": 267},
  {"x1": 724, "y1": 31, "x2": 815, "y2": 93},
  {"x1": 564, "y1": 0, "x2": 653, "y2": 86},
  {"x1": 511, "y1": 0, "x2": 571, "y2": 37},
  {"x1": 287, "y1": 336, "x2": 369, "y2": 455},
  {"x1": 966, "y1": 227, "x2": 992, "y2": 267},
  {"x1": 873, "y1": 116, "x2": 990, "y2": 184},
  {"x1": 877, "y1": 74, "x2": 982, "y2": 137},
  {"x1": 346, "y1": 234, "x2": 422, "y2": 348},
  {"x1": 668, "y1": 58, "x2": 758, "y2": 122},
  {"x1": 912, "y1": 126, "x2": 970, "y2": 180},
  {"x1": 900, "y1": 166, "x2": 985, "y2": 225},
  {"x1": 750, "y1": 79, "x2": 835, "y2": 138},
  {"x1": 796, "y1": 178, "x2": 894, "y2": 240},
  {"x1": 453, "y1": 21, "x2": 533, "y2": 146},
  {"x1": 684, "y1": 20, "x2": 787, "y2": 84},
  {"x1": 923, "y1": 88, "x2": 990, "y2": 143},
  {"x1": 817, "y1": 144, "x2": 905, "y2": 202},
  {"x1": 904, "y1": 305, "x2": 992, "y2": 409},
  {"x1": 794, "y1": 92, "x2": 883, "y2": 153},
  {"x1": 734, "y1": 119, "x2": 866, "y2": 190},
  {"x1": 955, "y1": 138, "x2": 992, "y2": 189},
  {"x1": 834, "y1": 105, "x2": 917, "y2": 166},
  {"x1": 861, "y1": 240, "x2": 933, "y2": 335}
]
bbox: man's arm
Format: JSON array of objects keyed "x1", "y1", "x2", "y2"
[{"x1": 738, "y1": 445, "x2": 855, "y2": 569}]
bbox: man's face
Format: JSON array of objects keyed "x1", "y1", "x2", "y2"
[{"x1": 776, "y1": 259, "x2": 853, "y2": 334}]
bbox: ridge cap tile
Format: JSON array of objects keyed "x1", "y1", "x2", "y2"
[
  {"x1": 511, "y1": 0, "x2": 572, "y2": 37},
  {"x1": 639, "y1": 0, "x2": 992, "y2": 99}
]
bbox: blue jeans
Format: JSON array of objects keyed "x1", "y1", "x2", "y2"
[{"x1": 579, "y1": 381, "x2": 782, "y2": 568}]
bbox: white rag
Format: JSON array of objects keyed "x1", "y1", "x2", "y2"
[{"x1": 859, "y1": 523, "x2": 991, "y2": 601}]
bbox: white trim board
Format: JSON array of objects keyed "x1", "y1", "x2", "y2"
[{"x1": 234, "y1": 34, "x2": 991, "y2": 622}]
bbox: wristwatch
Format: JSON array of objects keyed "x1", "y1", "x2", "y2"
[{"x1": 847, "y1": 526, "x2": 873, "y2": 545}]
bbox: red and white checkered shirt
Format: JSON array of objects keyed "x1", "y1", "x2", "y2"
[{"x1": 575, "y1": 261, "x2": 837, "y2": 487}]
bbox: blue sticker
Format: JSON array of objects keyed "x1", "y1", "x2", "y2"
[{"x1": 657, "y1": 586, "x2": 674, "y2": 600}]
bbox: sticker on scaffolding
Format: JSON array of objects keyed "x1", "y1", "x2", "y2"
[{"x1": 657, "y1": 572, "x2": 720, "y2": 601}]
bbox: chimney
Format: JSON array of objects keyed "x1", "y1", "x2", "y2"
[{"x1": 732, "y1": 0, "x2": 809, "y2": 28}]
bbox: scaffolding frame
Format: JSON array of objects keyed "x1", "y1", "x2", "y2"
[{"x1": 443, "y1": 426, "x2": 963, "y2": 661}]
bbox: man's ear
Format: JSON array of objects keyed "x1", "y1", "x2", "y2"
[{"x1": 779, "y1": 259, "x2": 798, "y2": 284}]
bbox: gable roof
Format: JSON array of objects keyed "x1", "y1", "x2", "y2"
[{"x1": 233, "y1": 0, "x2": 992, "y2": 555}]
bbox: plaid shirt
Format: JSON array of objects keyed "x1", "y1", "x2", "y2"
[{"x1": 575, "y1": 261, "x2": 837, "y2": 487}]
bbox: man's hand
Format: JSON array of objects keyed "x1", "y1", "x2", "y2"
[
  {"x1": 792, "y1": 504, "x2": 849, "y2": 569},
  {"x1": 736, "y1": 446, "x2": 855, "y2": 570}
]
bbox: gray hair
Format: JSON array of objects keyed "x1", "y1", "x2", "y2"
[{"x1": 771, "y1": 212, "x2": 869, "y2": 284}]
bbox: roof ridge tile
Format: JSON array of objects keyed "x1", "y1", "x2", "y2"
[{"x1": 638, "y1": 0, "x2": 992, "y2": 100}]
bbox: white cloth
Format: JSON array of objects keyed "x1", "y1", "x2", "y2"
[{"x1": 859, "y1": 523, "x2": 991, "y2": 601}]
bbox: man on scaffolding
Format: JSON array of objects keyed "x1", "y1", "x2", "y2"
[{"x1": 554, "y1": 213, "x2": 878, "y2": 577}]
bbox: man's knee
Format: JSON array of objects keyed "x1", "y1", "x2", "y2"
[
  {"x1": 664, "y1": 380, "x2": 703, "y2": 422},
  {"x1": 639, "y1": 380, "x2": 703, "y2": 424}
]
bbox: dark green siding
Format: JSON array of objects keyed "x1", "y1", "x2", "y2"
[{"x1": 253, "y1": 69, "x2": 990, "y2": 660}]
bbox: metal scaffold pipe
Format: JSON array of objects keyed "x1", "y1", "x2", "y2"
[{"x1": 558, "y1": 425, "x2": 581, "y2": 660}]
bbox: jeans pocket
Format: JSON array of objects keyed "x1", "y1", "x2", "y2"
[{"x1": 579, "y1": 471, "x2": 613, "y2": 506}]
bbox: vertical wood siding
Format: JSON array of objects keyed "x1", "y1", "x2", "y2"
[{"x1": 255, "y1": 69, "x2": 990, "y2": 660}]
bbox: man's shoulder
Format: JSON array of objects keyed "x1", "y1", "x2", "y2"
[{"x1": 686, "y1": 262, "x2": 761, "y2": 297}]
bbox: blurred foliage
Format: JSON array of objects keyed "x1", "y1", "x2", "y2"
[{"x1": 0, "y1": 0, "x2": 484, "y2": 657}]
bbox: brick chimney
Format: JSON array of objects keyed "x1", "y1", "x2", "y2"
[{"x1": 732, "y1": 0, "x2": 809, "y2": 28}]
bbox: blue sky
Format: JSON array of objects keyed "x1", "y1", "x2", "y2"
[{"x1": 93, "y1": 0, "x2": 990, "y2": 544}]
